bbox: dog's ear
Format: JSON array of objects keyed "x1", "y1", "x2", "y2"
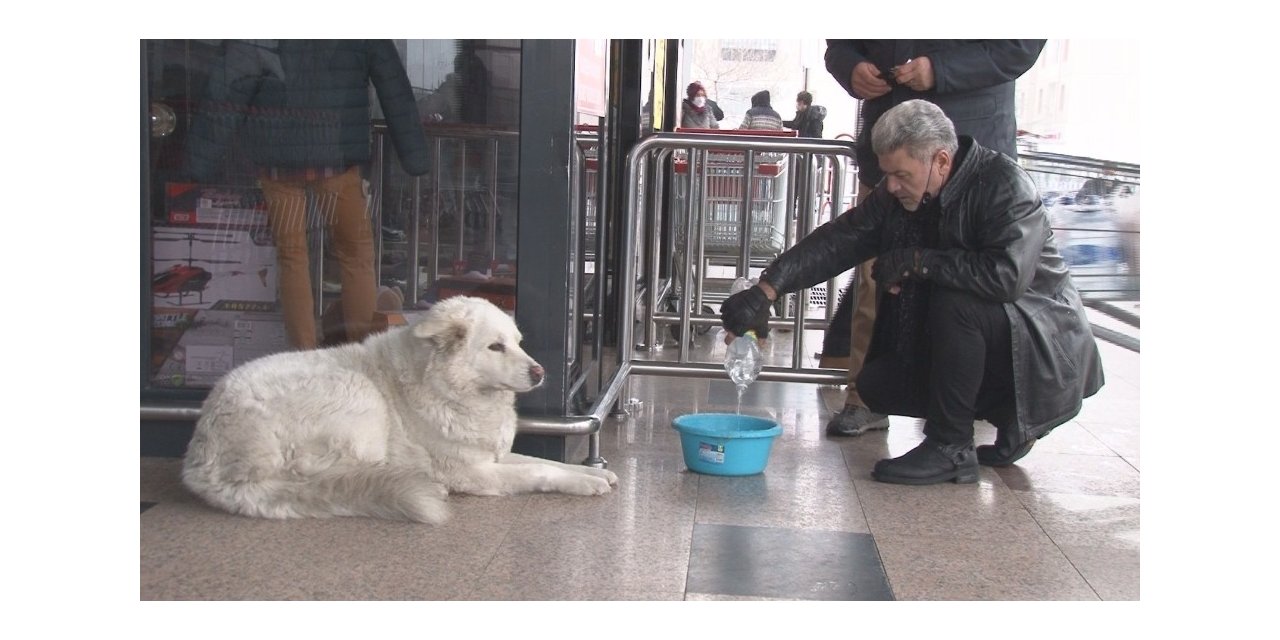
[{"x1": 411, "y1": 313, "x2": 468, "y2": 351}]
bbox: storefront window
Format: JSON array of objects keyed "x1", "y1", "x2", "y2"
[{"x1": 143, "y1": 39, "x2": 519, "y2": 392}]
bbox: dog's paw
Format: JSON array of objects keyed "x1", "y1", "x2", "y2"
[
  {"x1": 559, "y1": 474, "x2": 612, "y2": 496},
  {"x1": 401, "y1": 481, "x2": 450, "y2": 524},
  {"x1": 579, "y1": 466, "x2": 619, "y2": 486}
]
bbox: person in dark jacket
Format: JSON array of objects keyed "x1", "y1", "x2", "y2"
[
  {"x1": 707, "y1": 97, "x2": 725, "y2": 123},
  {"x1": 783, "y1": 91, "x2": 827, "y2": 138},
  {"x1": 720, "y1": 100, "x2": 1103, "y2": 485},
  {"x1": 186, "y1": 40, "x2": 431, "y2": 350},
  {"x1": 820, "y1": 39, "x2": 1047, "y2": 438}
]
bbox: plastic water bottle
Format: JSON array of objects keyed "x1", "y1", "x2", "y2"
[
  {"x1": 725, "y1": 275, "x2": 765, "y2": 413},
  {"x1": 725, "y1": 330, "x2": 763, "y2": 387}
]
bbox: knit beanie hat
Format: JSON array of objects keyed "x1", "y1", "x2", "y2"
[{"x1": 687, "y1": 81, "x2": 706, "y2": 100}]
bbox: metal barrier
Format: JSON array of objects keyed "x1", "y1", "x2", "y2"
[
  {"x1": 624, "y1": 132, "x2": 859, "y2": 387},
  {"x1": 641, "y1": 134, "x2": 857, "y2": 364},
  {"x1": 1018, "y1": 150, "x2": 1141, "y2": 302}
]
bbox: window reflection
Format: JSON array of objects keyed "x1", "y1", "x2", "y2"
[{"x1": 144, "y1": 39, "x2": 519, "y2": 391}]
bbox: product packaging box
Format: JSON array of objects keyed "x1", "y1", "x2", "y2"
[
  {"x1": 166, "y1": 183, "x2": 269, "y2": 227},
  {"x1": 152, "y1": 226, "x2": 278, "y2": 309},
  {"x1": 150, "y1": 303, "x2": 288, "y2": 388}
]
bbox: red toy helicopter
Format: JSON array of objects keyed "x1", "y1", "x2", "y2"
[{"x1": 152, "y1": 230, "x2": 265, "y2": 306}]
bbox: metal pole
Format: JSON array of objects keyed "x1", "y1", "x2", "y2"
[
  {"x1": 457, "y1": 141, "x2": 468, "y2": 268},
  {"x1": 371, "y1": 128, "x2": 385, "y2": 287},
  {"x1": 408, "y1": 175, "x2": 421, "y2": 306},
  {"x1": 488, "y1": 136, "x2": 499, "y2": 267},
  {"x1": 737, "y1": 149, "x2": 756, "y2": 276},
  {"x1": 679, "y1": 147, "x2": 698, "y2": 363}
]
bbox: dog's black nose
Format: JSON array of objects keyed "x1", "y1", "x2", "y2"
[{"x1": 529, "y1": 365, "x2": 545, "y2": 385}]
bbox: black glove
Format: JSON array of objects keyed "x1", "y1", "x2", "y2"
[
  {"x1": 720, "y1": 286, "x2": 771, "y2": 340},
  {"x1": 872, "y1": 248, "x2": 929, "y2": 286}
]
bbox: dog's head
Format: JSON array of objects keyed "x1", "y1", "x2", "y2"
[{"x1": 411, "y1": 296, "x2": 545, "y2": 392}]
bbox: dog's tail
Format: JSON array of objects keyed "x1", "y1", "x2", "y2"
[{"x1": 183, "y1": 459, "x2": 450, "y2": 524}]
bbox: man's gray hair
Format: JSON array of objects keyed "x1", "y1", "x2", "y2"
[{"x1": 870, "y1": 99, "x2": 959, "y2": 163}]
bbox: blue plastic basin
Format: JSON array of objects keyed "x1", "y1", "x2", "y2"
[{"x1": 672, "y1": 413, "x2": 783, "y2": 476}]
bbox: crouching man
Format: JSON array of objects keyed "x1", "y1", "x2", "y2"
[{"x1": 720, "y1": 99, "x2": 1104, "y2": 485}]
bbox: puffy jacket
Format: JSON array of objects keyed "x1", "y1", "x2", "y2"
[
  {"x1": 825, "y1": 39, "x2": 1045, "y2": 185},
  {"x1": 760, "y1": 137, "x2": 1103, "y2": 438},
  {"x1": 784, "y1": 104, "x2": 827, "y2": 138},
  {"x1": 187, "y1": 39, "x2": 430, "y2": 180},
  {"x1": 680, "y1": 99, "x2": 719, "y2": 129}
]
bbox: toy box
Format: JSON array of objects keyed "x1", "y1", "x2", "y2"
[
  {"x1": 149, "y1": 303, "x2": 288, "y2": 388},
  {"x1": 152, "y1": 226, "x2": 278, "y2": 309},
  {"x1": 166, "y1": 182, "x2": 269, "y2": 227}
]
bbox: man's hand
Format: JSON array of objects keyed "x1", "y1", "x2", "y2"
[
  {"x1": 890, "y1": 57, "x2": 935, "y2": 92},
  {"x1": 851, "y1": 61, "x2": 891, "y2": 100},
  {"x1": 872, "y1": 248, "x2": 929, "y2": 291},
  {"x1": 720, "y1": 285, "x2": 772, "y2": 342}
]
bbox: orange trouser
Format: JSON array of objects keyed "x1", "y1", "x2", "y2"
[
  {"x1": 822, "y1": 181, "x2": 877, "y2": 408},
  {"x1": 259, "y1": 165, "x2": 376, "y2": 350}
]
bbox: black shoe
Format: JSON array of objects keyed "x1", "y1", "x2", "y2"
[
  {"x1": 871, "y1": 438, "x2": 978, "y2": 485},
  {"x1": 825, "y1": 406, "x2": 890, "y2": 437},
  {"x1": 977, "y1": 439, "x2": 1035, "y2": 467}
]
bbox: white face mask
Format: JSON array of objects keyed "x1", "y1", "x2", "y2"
[{"x1": 693, "y1": 96, "x2": 706, "y2": 107}]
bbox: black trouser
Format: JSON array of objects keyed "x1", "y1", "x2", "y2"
[{"x1": 856, "y1": 287, "x2": 1016, "y2": 446}]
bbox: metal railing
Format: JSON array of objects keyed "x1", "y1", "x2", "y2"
[
  {"x1": 1018, "y1": 150, "x2": 1141, "y2": 302},
  {"x1": 622, "y1": 132, "x2": 860, "y2": 387}
]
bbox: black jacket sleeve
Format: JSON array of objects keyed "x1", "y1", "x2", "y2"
[
  {"x1": 368, "y1": 40, "x2": 431, "y2": 176},
  {"x1": 825, "y1": 40, "x2": 869, "y2": 98},
  {"x1": 759, "y1": 189, "x2": 891, "y2": 295},
  {"x1": 929, "y1": 40, "x2": 1046, "y2": 94}
]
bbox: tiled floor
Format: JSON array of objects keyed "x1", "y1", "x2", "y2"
[{"x1": 140, "y1": 309, "x2": 1139, "y2": 601}]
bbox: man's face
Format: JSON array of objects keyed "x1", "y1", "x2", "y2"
[
  {"x1": 796, "y1": 101, "x2": 807, "y2": 112},
  {"x1": 879, "y1": 147, "x2": 947, "y2": 212}
]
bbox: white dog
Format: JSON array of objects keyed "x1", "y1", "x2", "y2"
[{"x1": 181, "y1": 296, "x2": 617, "y2": 524}]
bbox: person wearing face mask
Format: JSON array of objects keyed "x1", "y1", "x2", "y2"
[
  {"x1": 720, "y1": 100, "x2": 1103, "y2": 485},
  {"x1": 680, "y1": 81, "x2": 720, "y2": 129}
]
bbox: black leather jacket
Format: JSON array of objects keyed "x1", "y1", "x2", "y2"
[{"x1": 760, "y1": 137, "x2": 1103, "y2": 437}]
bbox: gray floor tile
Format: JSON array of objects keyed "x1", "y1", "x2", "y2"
[
  {"x1": 472, "y1": 515, "x2": 695, "y2": 598},
  {"x1": 1078, "y1": 420, "x2": 1140, "y2": 458},
  {"x1": 851, "y1": 473, "x2": 1046, "y2": 542},
  {"x1": 1031, "y1": 421, "x2": 1116, "y2": 456},
  {"x1": 141, "y1": 498, "x2": 516, "y2": 600},
  {"x1": 694, "y1": 458, "x2": 871, "y2": 533},
  {"x1": 994, "y1": 452, "x2": 1140, "y2": 498},
  {"x1": 685, "y1": 592, "x2": 807, "y2": 601},
  {"x1": 875, "y1": 534, "x2": 1099, "y2": 600},
  {"x1": 1058, "y1": 545, "x2": 1140, "y2": 601},
  {"x1": 1013, "y1": 490, "x2": 1140, "y2": 550},
  {"x1": 686, "y1": 523, "x2": 892, "y2": 600}
]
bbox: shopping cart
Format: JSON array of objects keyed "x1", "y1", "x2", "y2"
[
  {"x1": 672, "y1": 128, "x2": 793, "y2": 263},
  {"x1": 659, "y1": 129, "x2": 805, "y2": 340}
]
